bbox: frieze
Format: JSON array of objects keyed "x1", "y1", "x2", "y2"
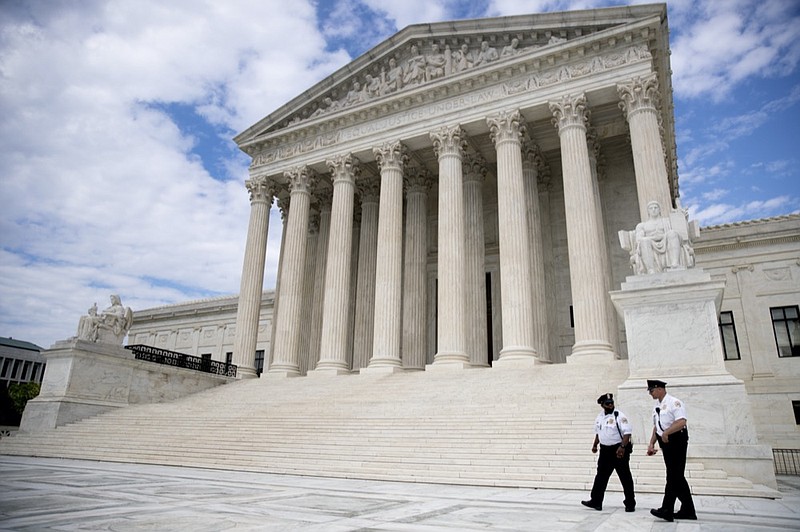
[{"x1": 250, "y1": 43, "x2": 651, "y2": 169}]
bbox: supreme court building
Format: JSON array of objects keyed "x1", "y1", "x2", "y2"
[{"x1": 129, "y1": 4, "x2": 800, "y2": 454}]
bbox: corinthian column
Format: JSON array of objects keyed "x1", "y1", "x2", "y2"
[
  {"x1": 522, "y1": 142, "x2": 549, "y2": 362},
  {"x1": 617, "y1": 73, "x2": 673, "y2": 220},
  {"x1": 352, "y1": 177, "x2": 380, "y2": 371},
  {"x1": 367, "y1": 141, "x2": 407, "y2": 371},
  {"x1": 463, "y1": 151, "x2": 488, "y2": 367},
  {"x1": 297, "y1": 212, "x2": 319, "y2": 375},
  {"x1": 429, "y1": 125, "x2": 469, "y2": 366},
  {"x1": 550, "y1": 94, "x2": 614, "y2": 362},
  {"x1": 487, "y1": 110, "x2": 538, "y2": 365},
  {"x1": 314, "y1": 154, "x2": 360, "y2": 375},
  {"x1": 269, "y1": 166, "x2": 317, "y2": 376},
  {"x1": 307, "y1": 189, "x2": 331, "y2": 371},
  {"x1": 268, "y1": 197, "x2": 289, "y2": 369},
  {"x1": 232, "y1": 175, "x2": 275, "y2": 378},
  {"x1": 402, "y1": 166, "x2": 431, "y2": 370}
]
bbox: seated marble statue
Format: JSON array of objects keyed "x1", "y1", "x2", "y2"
[
  {"x1": 619, "y1": 201, "x2": 697, "y2": 275},
  {"x1": 76, "y1": 294, "x2": 133, "y2": 344}
]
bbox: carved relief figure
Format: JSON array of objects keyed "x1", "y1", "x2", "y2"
[
  {"x1": 455, "y1": 43, "x2": 473, "y2": 72},
  {"x1": 403, "y1": 44, "x2": 427, "y2": 86},
  {"x1": 76, "y1": 294, "x2": 134, "y2": 344},
  {"x1": 425, "y1": 43, "x2": 447, "y2": 81},
  {"x1": 619, "y1": 201, "x2": 696, "y2": 275},
  {"x1": 345, "y1": 81, "x2": 364, "y2": 106},
  {"x1": 501, "y1": 38, "x2": 520, "y2": 57},
  {"x1": 383, "y1": 57, "x2": 403, "y2": 94},
  {"x1": 474, "y1": 41, "x2": 499, "y2": 66},
  {"x1": 364, "y1": 73, "x2": 382, "y2": 99}
]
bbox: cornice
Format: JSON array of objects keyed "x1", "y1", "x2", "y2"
[{"x1": 238, "y1": 17, "x2": 662, "y2": 154}]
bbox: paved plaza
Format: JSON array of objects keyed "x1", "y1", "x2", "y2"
[{"x1": 0, "y1": 456, "x2": 798, "y2": 531}]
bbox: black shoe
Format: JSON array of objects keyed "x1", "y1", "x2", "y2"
[
  {"x1": 650, "y1": 508, "x2": 674, "y2": 522},
  {"x1": 625, "y1": 506, "x2": 635, "y2": 513},
  {"x1": 674, "y1": 510, "x2": 697, "y2": 520},
  {"x1": 581, "y1": 500, "x2": 602, "y2": 511}
]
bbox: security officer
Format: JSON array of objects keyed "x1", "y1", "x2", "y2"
[
  {"x1": 646, "y1": 379, "x2": 697, "y2": 521},
  {"x1": 581, "y1": 393, "x2": 636, "y2": 512}
]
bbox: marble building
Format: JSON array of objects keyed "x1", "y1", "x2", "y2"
[{"x1": 128, "y1": 4, "x2": 799, "y2": 456}]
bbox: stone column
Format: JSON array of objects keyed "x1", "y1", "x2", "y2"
[
  {"x1": 550, "y1": 94, "x2": 614, "y2": 362},
  {"x1": 269, "y1": 166, "x2": 316, "y2": 376},
  {"x1": 537, "y1": 169, "x2": 561, "y2": 362},
  {"x1": 402, "y1": 166, "x2": 431, "y2": 370},
  {"x1": 268, "y1": 197, "x2": 289, "y2": 369},
  {"x1": 296, "y1": 213, "x2": 319, "y2": 375},
  {"x1": 307, "y1": 189, "x2": 332, "y2": 371},
  {"x1": 346, "y1": 207, "x2": 361, "y2": 369},
  {"x1": 463, "y1": 151, "x2": 489, "y2": 367},
  {"x1": 587, "y1": 130, "x2": 621, "y2": 356},
  {"x1": 367, "y1": 142, "x2": 407, "y2": 371},
  {"x1": 314, "y1": 154, "x2": 360, "y2": 374},
  {"x1": 232, "y1": 175, "x2": 275, "y2": 378},
  {"x1": 429, "y1": 125, "x2": 469, "y2": 366},
  {"x1": 522, "y1": 142, "x2": 549, "y2": 362},
  {"x1": 352, "y1": 177, "x2": 380, "y2": 371},
  {"x1": 487, "y1": 110, "x2": 538, "y2": 364},
  {"x1": 617, "y1": 73, "x2": 673, "y2": 220}
]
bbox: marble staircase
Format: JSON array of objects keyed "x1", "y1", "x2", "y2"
[{"x1": 0, "y1": 360, "x2": 777, "y2": 497}]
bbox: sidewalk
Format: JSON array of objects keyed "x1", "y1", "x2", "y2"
[{"x1": 0, "y1": 456, "x2": 798, "y2": 531}]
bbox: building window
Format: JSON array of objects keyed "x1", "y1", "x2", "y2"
[
  {"x1": 719, "y1": 311, "x2": 741, "y2": 361},
  {"x1": 793, "y1": 401, "x2": 800, "y2": 425},
  {"x1": 255, "y1": 350, "x2": 264, "y2": 376},
  {"x1": 771, "y1": 306, "x2": 800, "y2": 357},
  {"x1": 0, "y1": 358, "x2": 10, "y2": 379},
  {"x1": 225, "y1": 352, "x2": 233, "y2": 366}
]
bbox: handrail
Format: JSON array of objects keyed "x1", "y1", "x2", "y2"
[{"x1": 125, "y1": 344, "x2": 237, "y2": 377}]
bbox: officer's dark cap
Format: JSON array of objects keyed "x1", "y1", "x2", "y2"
[
  {"x1": 647, "y1": 379, "x2": 667, "y2": 390},
  {"x1": 597, "y1": 393, "x2": 614, "y2": 405}
]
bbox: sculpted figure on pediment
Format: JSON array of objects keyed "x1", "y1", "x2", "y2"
[
  {"x1": 382, "y1": 56, "x2": 404, "y2": 94},
  {"x1": 311, "y1": 97, "x2": 340, "y2": 118},
  {"x1": 474, "y1": 41, "x2": 499, "y2": 67},
  {"x1": 454, "y1": 43, "x2": 474, "y2": 72},
  {"x1": 425, "y1": 43, "x2": 448, "y2": 81},
  {"x1": 363, "y1": 73, "x2": 382, "y2": 99},
  {"x1": 403, "y1": 44, "x2": 427, "y2": 87},
  {"x1": 501, "y1": 38, "x2": 521, "y2": 57}
]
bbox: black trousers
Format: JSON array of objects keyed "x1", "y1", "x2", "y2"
[
  {"x1": 657, "y1": 430, "x2": 695, "y2": 513},
  {"x1": 589, "y1": 444, "x2": 635, "y2": 507}
]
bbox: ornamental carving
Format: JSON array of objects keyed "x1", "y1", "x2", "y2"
[
  {"x1": 284, "y1": 166, "x2": 317, "y2": 195},
  {"x1": 357, "y1": 176, "x2": 381, "y2": 203},
  {"x1": 326, "y1": 153, "x2": 361, "y2": 185},
  {"x1": 463, "y1": 149, "x2": 488, "y2": 184},
  {"x1": 430, "y1": 125, "x2": 467, "y2": 159},
  {"x1": 373, "y1": 141, "x2": 408, "y2": 171},
  {"x1": 487, "y1": 109, "x2": 526, "y2": 145},
  {"x1": 617, "y1": 72, "x2": 660, "y2": 118},
  {"x1": 550, "y1": 93, "x2": 590, "y2": 133},
  {"x1": 404, "y1": 167, "x2": 433, "y2": 193},
  {"x1": 245, "y1": 175, "x2": 277, "y2": 204}
]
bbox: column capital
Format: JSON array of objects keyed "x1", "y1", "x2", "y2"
[
  {"x1": 549, "y1": 93, "x2": 590, "y2": 134},
  {"x1": 308, "y1": 208, "x2": 321, "y2": 234},
  {"x1": 617, "y1": 73, "x2": 660, "y2": 119},
  {"x1": 244, "y1": 175, "x2": 277, "y2": 204},
  {"x1": 373, "y1": 141, "x2": 408, "y2": 172},
  {"x1": 404, "y1": 166, "x2": 433, "y2": 194},
  {"x1": 430, "y1": 124, "x2": 467, "y2": 159},
  {"x1": 357, "y1": 175, "x2": 381, "y2": 203},
  {"x1": 326, "y1": 153, "x2": 361, "y2": 185},
  {"x1": 463, "y1": 149, "x2": 488, "y2": 184},
  {"x1": 277, "y1": 196, "x2": 290, "y2": 221},
  {"x1": 284, "y1": 166, "x2": 317, "y2": 195},
  {"x1": 487, "y1": 109, "x2": 526, "y2": 146},
  {"x1": 315, "y1": 186, "x2": 333, "y2": 212}
]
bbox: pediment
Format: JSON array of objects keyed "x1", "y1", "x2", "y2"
[{"x1": 234, "y1": 4, "x2": 667, "y2": 151}]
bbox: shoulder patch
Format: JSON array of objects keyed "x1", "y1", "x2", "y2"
[
  {"x1": 620, "y1": 417, "x2": 628, "y2": 423},
  {"x1": 674, "y1": 400, "x2": 681, "y2": 407}
]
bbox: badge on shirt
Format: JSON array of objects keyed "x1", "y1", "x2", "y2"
[{"x1": 674, "y1": 401, "x2": 681, "y2": 407}]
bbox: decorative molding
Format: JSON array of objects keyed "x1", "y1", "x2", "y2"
[{"x1": 550, "y1": 93, "x2": 589, "y2": 133}]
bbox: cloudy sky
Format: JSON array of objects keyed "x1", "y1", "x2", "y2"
[{"x1": 1, "y1": 0, "x2": 799, "y2": 349}]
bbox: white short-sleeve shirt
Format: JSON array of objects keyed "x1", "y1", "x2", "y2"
[
  {"x1": 653, "y1": 393, "x2": 687, "y2": 436},
  {"x1": 595, "y1": 410, "x2": 632, "y2": 445}
]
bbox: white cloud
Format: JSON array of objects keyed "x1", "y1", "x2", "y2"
[
  {"x1": 687, "y1": 195, "x2": 799, "y2": 225},
  {"x1": 0, "y1": 0, "x2": 353, "y2": 347}
]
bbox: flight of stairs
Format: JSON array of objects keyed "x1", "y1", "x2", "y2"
[{"x1": 0, "y1": 360, "x2": 777, "y2": 497}]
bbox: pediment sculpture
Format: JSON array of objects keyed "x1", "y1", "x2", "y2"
[
  {"x1": 618, "y1": 201, "x2": 698, "y2": 275},
  {"x1": 76, "y1": 294, "x2": 133, "y2": 345}
]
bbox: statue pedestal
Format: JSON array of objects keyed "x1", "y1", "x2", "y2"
[
  {"x1": 20, "y1": 340, "x2": 134, "y2": 432},
  {"x1": 610, "y1": 269, "x2": 777, "y2": 490}
]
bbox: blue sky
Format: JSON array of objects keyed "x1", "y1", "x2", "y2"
[{"x1": 1, "y1": 0, "x2": 799, "y2": 348}]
